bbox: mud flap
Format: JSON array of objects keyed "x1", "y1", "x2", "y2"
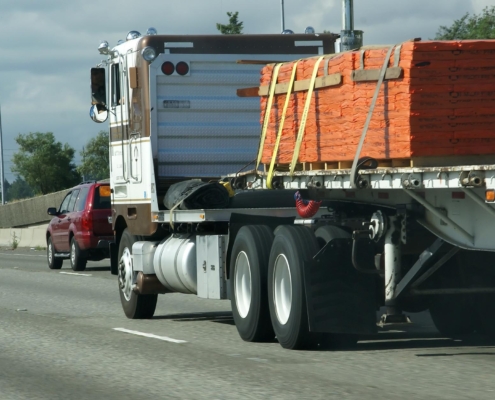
[
  {"x1": 110, "y1": 242, "x2": 118, "y2": 275},
  {"x1": 303, "y1": 238, "x2": 377, "y2": 335}
]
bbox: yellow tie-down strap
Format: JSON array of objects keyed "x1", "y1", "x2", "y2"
[
  {"x1": 289, "y1": 55, "x2": 325, "y2": 176},
  {"x1": 256, "y1": 63, "x2": 282, "y2": 170},
  {"x1": 267, "y1": 60, "x2": 300, "y2": 189}
]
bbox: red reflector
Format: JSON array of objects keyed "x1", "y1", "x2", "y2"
[
  {"x1": 378, "y1": 192, "x2": 389, "y2": 199},
  {"x1": 161, "y1": 61, "x2": 175, "y2": 75},
  {"x1": 176, "y1": 61, "x2": 189, "y2": 75},
  {"x1": 452, "y1": 192, "x2": 465, "y2": 199},
  {"x1": 345, "y1": 191, "x2": 355, "y2": 198}
]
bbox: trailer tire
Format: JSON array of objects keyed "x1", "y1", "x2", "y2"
[
  {"x1": 70, "y1": 237, "x2": 87, "y2": 271},
  {"x1": 268, "y1": 225, "x2": 319, "y2": 350},
  {"x1": 47, "y1": 237, "x2": 63, "y2": 270},
  {"x1": 118, "y1": 229, "x2": 157, "y2": 319},
  {"x1": 230, "y1": 225, "x2": 274, "y2": 342}
]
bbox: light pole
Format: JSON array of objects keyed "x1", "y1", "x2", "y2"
[
  {"x1": 280, "y1": 0, "x2": 285, "y2": 32},
  {"x1": 0, "y1": 105, "x2": 5, "y2": 205}
]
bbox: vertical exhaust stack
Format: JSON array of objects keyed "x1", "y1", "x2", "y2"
[{"x1": 340, "y1": 0, "x2": 363, "y2": 51}]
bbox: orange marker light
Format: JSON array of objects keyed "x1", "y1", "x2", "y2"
[
  {"x1": 99, "y1": 186, "x2": 111, "y2": 196},
  {"x1": 486, "y1": 190, "x2": 495, "y2": 202}
]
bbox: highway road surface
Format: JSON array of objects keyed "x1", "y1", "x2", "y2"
[{"x1": 1, "y1": 247, "x2": 495, "y2": 400}]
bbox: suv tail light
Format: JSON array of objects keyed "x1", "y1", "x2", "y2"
[{"x1": 82, "y1": 211, "x2": 93, "y2": 232}]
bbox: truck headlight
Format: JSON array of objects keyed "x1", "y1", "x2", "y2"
[{"x1": 141, "y1": 46, "x2": 157, "y2": 62}]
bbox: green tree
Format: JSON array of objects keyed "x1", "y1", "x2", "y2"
[
  {"x1": 7, "y1": 177, "x2": 34, "y2": 201},
  {"x1": 435, "y1": 6, "x2": 495, "y2": 39},
  {"x1": 77, "y1": 130, "x2": 109, "y2": 181},
  {"x1": 216, "y1": 11, "x2": 243, "y2": 34},
  {"x1": 11, "y1": 132, "x2": 80, "y2": 194}
]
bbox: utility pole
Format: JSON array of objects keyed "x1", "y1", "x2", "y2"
[
  {"x1": 0, "y1": 105, "x2": 5, "y2": 205},
  {"x1": 280, "y1": 0, "x2": 285, "y2": 32}
]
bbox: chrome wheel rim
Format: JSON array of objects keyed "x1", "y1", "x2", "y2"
[
  {"x1": 234, "y1": 251, "x2": 252, "y2": 319},
  {"x1": 70, "y1": 241, "x2": 76, "y2": 265},
  {"x1": 273, "y1": 254, "x2": 292, "y2": 325},
  {"x1": 118, "y1": 247, "x2": 133, "y2": 301},
  {"x1": 48, "y1": 242, "x2": 53, "y2": 264}
]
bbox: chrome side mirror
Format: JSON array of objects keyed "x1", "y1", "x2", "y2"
[{"x1": 90, "y1": 104, "x2": 108, "y2": 123}]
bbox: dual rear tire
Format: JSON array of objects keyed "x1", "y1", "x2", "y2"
[
  {"x1": 230, "y1": 224, "x2": 358, "y2": 350},
  {"x1": 230, "y1": 225, "x2": 275, "y2": 342},
  {"x1": 267, "y1": 225, "x2": 320, "y2": 349}
]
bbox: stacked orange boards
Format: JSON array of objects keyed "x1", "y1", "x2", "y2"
[{"x1": 259, "y1": 40, "x2": 495, "y2": 165}]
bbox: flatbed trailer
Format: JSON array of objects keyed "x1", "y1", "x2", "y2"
[{"x1": 89, "y1": 28, "x2": 495, "y2": 350}]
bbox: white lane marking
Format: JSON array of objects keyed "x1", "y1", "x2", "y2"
[
  {"x1": 59, "y1": 272, "x2": 92, "y2": 277},
  {"x1": 0, "y1": 253, "x2": 45, "y2": 258},
  {"x1": 247, "y1": 358, "x2": 268, "y2": 363},
  {"x1": 113, "y1": 328, "x2": 187, "y2": 344}
]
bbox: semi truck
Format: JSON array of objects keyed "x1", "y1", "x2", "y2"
[{"x1": 89, "y1": 28, "x2": 495, "y2": 350}]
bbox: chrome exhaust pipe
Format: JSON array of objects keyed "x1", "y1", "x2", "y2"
[{"x1": 340, "y1": 0, "x2": 363, "y2": 52}]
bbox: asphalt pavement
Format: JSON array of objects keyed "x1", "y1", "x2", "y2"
[{"x1": 1, "y1": 247, "x2": 495, "y2": 400}]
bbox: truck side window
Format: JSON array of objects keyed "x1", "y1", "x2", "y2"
[{"x1": 111, "y1": 63, "x2": 121, "y2": 107}]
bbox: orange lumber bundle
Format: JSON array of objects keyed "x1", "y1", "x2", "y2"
[{"x1": 259, "y1": 40, "x2": 495, "y2": 165}]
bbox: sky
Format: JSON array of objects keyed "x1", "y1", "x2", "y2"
[{"x1": 0, "y1": 0, "x2": 491, "y2": 183}]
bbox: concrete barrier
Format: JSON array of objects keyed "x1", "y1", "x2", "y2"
[
  {"x1": 0, "y1": 224, "x2": 48, "y2": 248},
  {"x1": 0, "y1": 189, "x2": 70, "y2": 228}
]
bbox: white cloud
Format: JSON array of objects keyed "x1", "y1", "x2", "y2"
[{"x1": 0, "y1": 0, "x2": 486, "y2": 182}]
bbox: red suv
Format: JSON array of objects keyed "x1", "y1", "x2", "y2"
[{"x1": 46, "y1": 181, "x2": 114, "y2": 271}]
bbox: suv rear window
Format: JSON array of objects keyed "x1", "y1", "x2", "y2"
[{"x1": 93, "y1": 186, "x2": 111, "y2": 209}]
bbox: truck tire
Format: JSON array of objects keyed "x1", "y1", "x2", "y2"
[
  {"x1": 70, "y1": 237, "x2": 87, "y2": 271},
  {"x1": 118, "y1": 229, "x2": 157, "y2": 319},
  {"x1": 267, "y1": 225, "x2": 319, "y2": 350},
  {"x1": 230, "y1": 225, "x2": 274, "y2": 342},
  {"x1": 314, "y1": 226, "x2": 359, "y2": 349},
  {"x1": 47, "y1": 236, "x2": 63, "y2": 270}
]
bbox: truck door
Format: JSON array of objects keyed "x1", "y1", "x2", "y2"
[
  {"x1": 109, "y1": 60, "x2": 129, "y2": 184},
  {"x1": 109, "y1": 56, "x2": 142, "y2": 186}
]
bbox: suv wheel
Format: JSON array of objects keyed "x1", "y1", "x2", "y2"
[
  {"x1": 47, "y1": 237, "x2": 63, "y2": 270},
  {"x1": 70, "y1": 237, "x2": 87, "y2": 271}
]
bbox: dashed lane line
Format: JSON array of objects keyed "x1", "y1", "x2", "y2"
[
  {"x1": 113, "y1": 328, "x2": 188, "y2": 344},
  {"x1": 59, "y1": 272, "x2": 92, "y2": 277}
]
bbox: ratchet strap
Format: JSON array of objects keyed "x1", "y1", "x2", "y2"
[
  {"x1": 349, "y1": 45, "x2": 396, "y2": 188},
  {"x1": 267, "y1": 60, "x2": 300, "y2": 189},
  {"x1": 256, "y1": 63, "x2": 282, "y2": 170},
  {"x1": 289, "y1": 56, "x2": 325, "y2": 176}
]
